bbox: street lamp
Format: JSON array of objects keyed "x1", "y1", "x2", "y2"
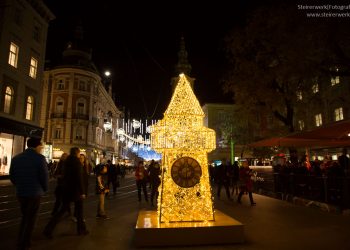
[{"x1": 104, "y1": 71, "x2": 111, "y2": 77}]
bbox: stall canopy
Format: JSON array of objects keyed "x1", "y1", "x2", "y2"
[{"x1": 249, "y1": 119, "x2": 350, "y2": 148}]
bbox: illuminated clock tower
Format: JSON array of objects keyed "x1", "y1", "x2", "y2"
[{"x1": 151, "y1": 73, "x2": 216, "y2": 222}]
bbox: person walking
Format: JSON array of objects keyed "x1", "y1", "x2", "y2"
[
  {"x1": 96, "y1": 163, "x2": 109, "y2": 219},
  {"x1": 51, "y1": 153, "x2": 68, "y2": 216},
  {"x1": 135, "y1": 161, "x2": 149, "y2": 202},
  {"x1": 231, "y1": 161, "x2": 240, "y2": 196},
  {"x1": 9, "y1": 137, "x2": 48, "y2": 250},
  {"x1": 43, "y1": 147, "x2": 88, "y2": 238},
  {"x1": 216, "y1": 159, "x2": 232, "y2": 200},
  {"x1": 237, "y1": 160, "x2": 256, "y2": 206},
  {"x1": 107, "y1": 160, "x2": 119, "y2": 196},
  {"x1": 148, "y1": 160, "x2": 161, "y2": 206}
]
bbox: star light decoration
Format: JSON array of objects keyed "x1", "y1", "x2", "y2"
[{"x1": 151, "y1": 73, "x2": 216, "y2": 223}]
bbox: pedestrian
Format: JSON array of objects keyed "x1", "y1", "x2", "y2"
[
  {"x1": 9, "y1": 137, "x2": 48, "y2": 250},
  {"x1": 96, "y1": 163, "x2": 109, "y2": 219},
  {"x1": 338, "y1": 148, "x2": 349, "y2": 176},
  {"x1": 237, "y1": 160, "x2": 256, "y2": 206},
  {"x1": 231, "y1": 161, "x2": 240, "y2": 196},
  {"x1": 43, "y1": 147, "x2": 89, "y2": 238},
  {"x1": 51, "y1": 152, "x2": 68, "y2": 216},
  {"x1": 135, "y1": 161, "x2": 149, "y2": 202},
  {"x1": 216, "y1": 159, "x2": 232, "y2": 200},
  {"x1": 148, "y1": 160, "x2": 161, "y2": 206},
  {"x1": 107, "y1": 160, "x2": 119, "y2": 196}
]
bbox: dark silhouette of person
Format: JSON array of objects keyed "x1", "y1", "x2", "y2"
[
  {"x1": 148, "y1": 160, "x2": 161, "y2": 206},
  {"x1": 43, "y1": 147, "x2": 88, "y2": 238},
  {"x1": 135, "y1": 161, "x2": 148, "y2": 202},
  {"x1": 51, "y1": 152, "x2": 68, "y2": 216},
  {"x1": 216, "y1": 159, "x2": 232, "y2": 200},
  {"x1": 237, "y1": 160, "x2": 256, "y2": 206},
  {"x1": 10, "y1": 137, "x2": 48, "y2": 250}
]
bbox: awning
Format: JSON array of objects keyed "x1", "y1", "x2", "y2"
[
  {"x1": 0, "y1": 116, "x2": 43, "y2": 138},
  {"x1": 249, "y1": 119, "x2": 350, "y2": 148}
]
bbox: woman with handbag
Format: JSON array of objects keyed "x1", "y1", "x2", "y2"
[{"x1": 95, "y1": 164, "x2": 109, "y2": 219}]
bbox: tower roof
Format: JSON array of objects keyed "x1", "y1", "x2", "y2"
[{"x1": 165, "y1": 74, "x2": 203, "y2": 117}]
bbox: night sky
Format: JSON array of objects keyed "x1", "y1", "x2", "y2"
[{"x1": 43, "y1": 1, "x2": 262, "y2": 119}]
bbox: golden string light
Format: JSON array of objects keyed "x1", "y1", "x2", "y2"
[{"x1": 151, "y1": 73, "x2": 216, "y2": 223}]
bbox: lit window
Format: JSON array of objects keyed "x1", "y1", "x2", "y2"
[
  {"x1": 25, "y1": 96, "x2": 34, "y2": 120},
  {"x1": 335, "y1": 107, "x2": 344, "y2": 121},
  {"x1": 29, "y1": 57, "x2": 38, "y2": 79},
  {"x1": 77, "y1": 100, "x2": 85, "y2": 114},
  {"x1": 312, "y1": 83, "x2": 319, "y2": 93},
  {"x1": 8, "y1": 42, "x2": 19, "y2": 68},
  {"x1": 4, "y1": 86, "x2": 13, "y2": 113},
  {"x1": 55, "y1": 127, "x2": 62, "y2": 139},
  {"x1": 315, "y1": 113, "x2": 322, "y2": 127},
  {"x1": 296, "y1": 91, "x2": 303, "y2": 100},
  {"x1": 76, "y1": 126, "x2": 83, "y2": 139},
  {"x1": 55, "y1": 98, "x2": 64, "y2": 113},
  {"x1": 298, "y1": 120, "x2": 305, "y2": 130},
  {"x1": 331, "y1": 76, "x2": 340, "y2": 86}
]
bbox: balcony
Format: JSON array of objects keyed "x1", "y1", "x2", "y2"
[
  {"x1": 50, "y1": 113, "x2": 66, "y2": 119},
  {"x1": 73, "y1": 113, "x2": 89, "y2": 120}
]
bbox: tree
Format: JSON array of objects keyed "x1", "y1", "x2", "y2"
[{"x1": 223, "y1": 3, "x2": 350, "y2": 137}]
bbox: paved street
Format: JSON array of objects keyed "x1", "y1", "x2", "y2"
[{"x1": 1, "y1": 173, "x2": 350, "y2": 250}]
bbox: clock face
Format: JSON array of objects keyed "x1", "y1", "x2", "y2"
[{"x1": 171, "y1": 157, "x2": 202, "y2": 188}]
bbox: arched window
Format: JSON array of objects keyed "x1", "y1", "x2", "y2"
[
  {"x1": 55, "y1": 97, "x2": 64, "y2": 113},
  {"x1": 4, "y1": 86, "x2": 13, "y2": 113},
  {"x1": 25, "y1": 96, "x2": 34, "y2": 120},
  {"x1": 76, "y1": 98, "x2": 86, "y2": 114}
]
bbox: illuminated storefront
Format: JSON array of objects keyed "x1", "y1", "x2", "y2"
[{"x1": 0, "y1": 116, "x2": 43, "y2": 176}]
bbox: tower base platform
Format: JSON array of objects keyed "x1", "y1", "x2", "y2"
[{"x1": 134, "y1": 209, "x2": 244, "y2": 247}]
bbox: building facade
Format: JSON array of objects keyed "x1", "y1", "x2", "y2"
[
  {"x1": 0, "y1": 0, "x2": 54, "y2": 175},
  {"x1": 40, "y1": 33, "x2": 122, "y2": 164},
  {"x1": 202, "y1": 103, "x2": 235, "y2": 163},
  {"x1": 294, "y1": 67, "x2": 350, "y2": 132}
]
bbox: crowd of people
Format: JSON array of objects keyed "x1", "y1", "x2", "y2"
[
  {"x1": 211, "y1": 159, "x2": 256, "y2": 206},
  {"x1": 8, "y1": 137, "x2": 264, "y2": 249},
  {"x1": 273, "y1": 148, "x2": 350, "y2": 177}
]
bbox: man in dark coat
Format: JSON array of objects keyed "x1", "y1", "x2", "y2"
[
  {"x1": 10, "y1": 137, "x2": 48, "y2": 250},
  {"x1": 43, "y1": 147, "x2": 88, "y2": 238}
]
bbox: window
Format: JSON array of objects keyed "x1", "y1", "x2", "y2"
[
  {"x1": 76, "y1": 126, "x2": 83, "y2": 140},
  {"x1": 54, "y1": 127, "x2": 62, "y2": 139},
  {"x1": 33, "y1": 25, "x2": 41, "y2": 42},
  {"x1": 315, "y1": 113, "x2": 322, "y2": 127},
  {"x1": 57, "y1": 80, "x2": 65, "y2": 90},
  {"x1": 25, "y1": 96, "x2": 34, "y2": 120},
  {"x1": 29, "y1": 57, "x2": 38, "y2": 79},
  {"x1": 8, "y1": 42, "x2": 19, "y2": 68},
  {"x1": 331, "y1": 76, "x2": 340, "y2": 86},
  {"x1": 312, "y1": 83, "x2": 319, "y2": 93},
  {"x1": 296, "y1": 91, "x2": 302, "y2": 100},
  {"x1": 334, "y1": 107, "x2": 344, "y2": 121},
  {"x1": 78, "y1": 81, "x2": 86, "y2": 91},
  {"x1": 14, "y1": 8, "x2": 23, "y2": 26},
  {"x1": 55, "y1": 97, "x2": 64, "y2": 113},
  {"x1": 76, "y1": 99, "x2": 85, "y2": 114},
  {"x1": 4, "y1": 86, "x2": 14, "y2": 113},
  {"x1": 298, "y1": 120, "x2": 305, "y2": 131}
]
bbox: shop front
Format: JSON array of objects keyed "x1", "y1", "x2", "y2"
[{"x1": 0, "y1": 116, "x2": 43, "y2": 176}]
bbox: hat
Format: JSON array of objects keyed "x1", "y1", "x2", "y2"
[{"x1": 27, "y1": 137, "x2": 42, "y2": 148}]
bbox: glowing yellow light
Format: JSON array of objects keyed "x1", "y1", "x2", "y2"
[{"x1": 151, "y1": 74, "x2": 216, "y2": 223}]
